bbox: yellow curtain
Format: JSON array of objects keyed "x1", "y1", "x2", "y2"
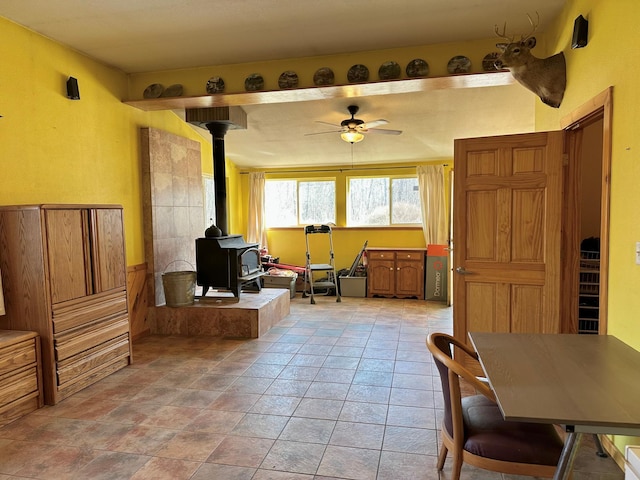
[
  {"x1": 417, "y1": 165, "x2": 448, "y2": 246},
  {"x1": 247, "y1": 172, "x2": 268, "y2": 249}
]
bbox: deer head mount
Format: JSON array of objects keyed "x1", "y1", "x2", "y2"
[{"x1": 494, "y1": 13, "x2": 566, "y2": 108}]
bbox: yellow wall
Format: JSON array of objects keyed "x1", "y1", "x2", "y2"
[
  {"x1": 536, "y1": 0, "x2": 640, "y2": 349},
  {"x1": 0, "y1": 17, "x2": 212, "y2": 265},
  {"x1": 534, "y1": 0, "x2": 640, "y2": 451}
]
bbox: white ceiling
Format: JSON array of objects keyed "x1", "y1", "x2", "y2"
[{"x1": 2, "y1": 0, "x2": 566, "y2": 168}]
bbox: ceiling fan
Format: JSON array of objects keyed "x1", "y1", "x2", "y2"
[{"x1": 306, "y1": 105, "x2": 402, "y2": 143}]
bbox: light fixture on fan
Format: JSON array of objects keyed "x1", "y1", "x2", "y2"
[
  {"x1": 305, "y1": 105, "x2": 402, "y2": 144},
  {"x1": 341, "y1": 130, "x2": 364, "y2": 144}
]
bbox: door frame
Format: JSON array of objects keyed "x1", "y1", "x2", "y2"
[{"x1": 560, "y1": 87, "x2": 613, "y2": 334}]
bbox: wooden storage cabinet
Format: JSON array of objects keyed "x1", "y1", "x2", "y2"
[
  {"x1": 0, "y1": 330, "x2": 43, "y2": 425},
  {"x1": 0, "y1": 205, "x2": 132, "y2": 405},
  {"x1": 366, "y1": 248, "x2": 426, "y2": 299}
]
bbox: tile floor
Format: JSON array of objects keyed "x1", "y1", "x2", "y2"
[{"x1": 0, "y1": 296, "x2": 625, "y2": 479}]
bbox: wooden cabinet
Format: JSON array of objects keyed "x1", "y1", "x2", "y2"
[
  {"x1": 0, "y1": 205, "x2": 132, "y2": 405},
  {"x1": 0, "y1": 330, "x2": 43, "y2": 425},
  {"x1": 367, "y1": 248, "x2": 426, "y2": 299}
]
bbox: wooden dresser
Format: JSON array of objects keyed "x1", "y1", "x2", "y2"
[
  {"x1": 0, "y1": 205, "x2": 132, "y2": 405},
  {"x1": 0, "y1": 330, "x2": 43, "y2": 425},
  {"x1": 366, "y1": 248, "x2": 426, "y2": 299}
]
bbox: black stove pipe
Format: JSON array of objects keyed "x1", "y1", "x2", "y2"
[{"x1": 205, "y1": 122, "x2": 230, "y2": 236}]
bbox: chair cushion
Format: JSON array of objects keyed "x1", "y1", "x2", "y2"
[{"x1": 462, "y1": 395, "x2": 564, "y2": 466}]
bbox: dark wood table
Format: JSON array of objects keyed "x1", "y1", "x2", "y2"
[{"x1": 469, "y1": 332, "x2": 640, "y2": 480}]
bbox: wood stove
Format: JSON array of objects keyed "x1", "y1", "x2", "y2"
[{"x1": 195, "y1": 235, "x2": 262, "y2": 298}]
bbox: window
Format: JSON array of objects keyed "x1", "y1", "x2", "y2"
[
  {"x1": 203, "y1": 175, "x2": 216, "y2": 226},
  {"x1": 265, "y1": 179, "x2": 335, "y2": 227},
  {"x1": 348, "y1": 176, "x2": 421, "y2": 226}
]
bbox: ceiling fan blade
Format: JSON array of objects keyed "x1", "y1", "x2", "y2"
[
  {"x1": 315, "y1": 120, "x2": 342, "y2": 128},
  {"x1": 368, "y1": 128, "x2": 403, "y2": 135},
  {"x1": 360, "y1": 119, "x2": 389, "y2": 129},
  {"x1": 304, "y1": 130, "x2": 342, "y2": 136}
]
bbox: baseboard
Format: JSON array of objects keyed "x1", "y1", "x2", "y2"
[{"x1": 601, "y1": 434, "x2": 625, "y2": 471}]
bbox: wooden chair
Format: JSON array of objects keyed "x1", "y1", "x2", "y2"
[{"x1": 426, "y1": 332, "x2": 564, "y2": 480}]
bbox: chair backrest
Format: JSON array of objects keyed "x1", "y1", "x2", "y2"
[
  {"x1": 429, "y1": 334, "x2": 456, "y2": 436},
  {"x1": 426, "y1": 333, "x2": 496, "y2": 438}
]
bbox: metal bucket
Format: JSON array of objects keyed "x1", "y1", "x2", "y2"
[{"x1": 162, "y1": 261, "x2": 196, "y2": 307}]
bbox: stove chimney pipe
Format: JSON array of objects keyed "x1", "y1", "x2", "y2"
[
  {"x1": 185, "y1": 107, "x2": 247, "y2": 237},
  {"x1": 206, "y1": 122, "x2": 229, "y2": 236}
]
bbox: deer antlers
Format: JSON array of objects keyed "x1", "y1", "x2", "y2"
[
  {"x1": 494, "y1": 22, "x2": 514, "y2": 43},
  {"x1": 494, "y1": 12, "x2": 540, "y2": 43}
]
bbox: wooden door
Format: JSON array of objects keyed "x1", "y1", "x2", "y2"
[
  {"x1": 92, "y1": 208, "x2": 126, "y2": 292},
  {"x1": 45, "y1": 209, "x2": 91, "y2": 303},
  {"x1": 453, "y1": 131, "x2": 564, "y2": 352}
]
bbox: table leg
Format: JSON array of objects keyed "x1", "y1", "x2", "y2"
[
  {"x1": 553, "y1": 432, "x2": 582, "y2": 480},
  {"x1": 593, "y1": 433, "x2": 608, "y2": 457}
]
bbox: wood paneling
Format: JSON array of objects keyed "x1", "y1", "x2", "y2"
[
  {"x1": 127, "y1": 263, "x2": 149, "y2": 340},
  {"x1": 511, "y1": 188, "x2": 544, "y2": 262},
  {"x1": 466, "y1": 191, "x2": 496, "y2": 260}
]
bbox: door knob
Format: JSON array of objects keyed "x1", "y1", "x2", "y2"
[{"x1": 455, "y1": 266, "x2": 471, "y2": 275}]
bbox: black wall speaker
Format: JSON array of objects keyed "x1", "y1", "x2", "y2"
[
  {"x1": 66, "y1": 77, "x2": 80, "y2": 100},
  {"x1": 572, "y1": 15, "x2": 589, "y2": 49}
]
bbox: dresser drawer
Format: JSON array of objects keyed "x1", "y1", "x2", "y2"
[
  {"x1": 0, "y1": 338, "x2": 37, "y2": 377},
  {"x1": 0, "y1": 366, "x2": 38, "y2": 406},
  {"x1": 0, "y1": 396, "x2": 41, "y2": 427},
  {"x1": 54, "y1": 313, "x2": 130, "y2": 361},
  {"x1": 396, "y1": 251, "x2": 424, "y2": 261},
  {"x1": 52, "y1": 290, "x2": 127, "y2": 334},
  {"x1": 57, "y1": 334, "x2": 130, "y2": 386},
  {"x1": 368, "y1": 251, "x2": 396, "y2": 260}
]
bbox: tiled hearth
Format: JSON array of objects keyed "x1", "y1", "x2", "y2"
[{"x1": 152, "y1": 288, "x2": 291, "y2": 338}]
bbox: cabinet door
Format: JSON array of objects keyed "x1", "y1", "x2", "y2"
[
  {"x1": 396, "y1": 259, "x2": 424, "y2": 298},
  {"x1": 92, "y1": 209, "x2": 126, "y2": 292},
  {"x1": 368, "y1": 259, "x2": 395, "y2": 296},
  {"x1": 45, "y1": 209, "x2": 91, "y2": 303}
]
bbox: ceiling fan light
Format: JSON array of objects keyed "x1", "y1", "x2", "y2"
[{"x1": 341, "y1": 131, "x2": 364, "y2": 144}]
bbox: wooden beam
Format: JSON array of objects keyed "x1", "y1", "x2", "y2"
[{"x1": 123, "y1": 72, "x2": 515, "y2": 111}]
